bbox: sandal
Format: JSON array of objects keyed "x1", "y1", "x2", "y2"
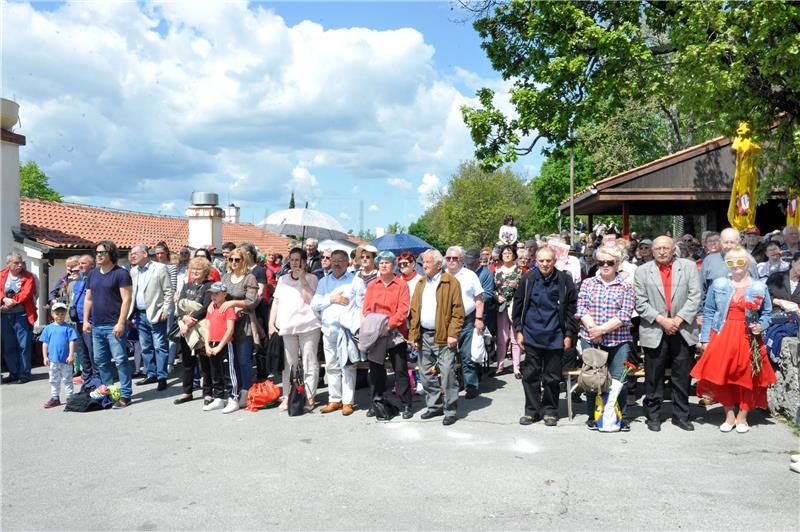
[
  {"x1": 173, "y1": 394, "x2": 193, "y2": 405},
  {"x1": 514, "y1": 368, "x2": 522, "y2": 379},
  {"x1": 278, "y1": 398, "x2": 289, "y2": 411}
]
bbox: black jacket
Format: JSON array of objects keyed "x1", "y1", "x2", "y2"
[
  {"x1": 511, "y1": 269, "x2": 578, "y2": 338},
  {"x1": 178, "y1": 280, "x2": 213, "y2": 321},
  {"x1": 767, "y1": 270, "x2": 800, "y2": 306}
]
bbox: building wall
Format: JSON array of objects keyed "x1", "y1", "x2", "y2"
[{"x1": 1, "y1": 139, "x2": 21, "y2": 257}]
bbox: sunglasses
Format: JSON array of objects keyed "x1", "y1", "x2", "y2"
[
  {"x1": 228, "y1": 257, "x2": 242, "y2": 263},
  {"x1": 398, "y1": 261, "x2": 411, "y2": 267},
  {"x1": 597, "y1": 260, "x2": 616, "y2": 267},
  {"x1": 726, "y1": 258, "x2": 746, "y2": 267},
  {"x1": 322, "y1": 256, "x2": 332, "y2": 260},
  {"x1": 444, "y1": 256, "x2": 461, "y2": 262},
  {"x1": 95, "y1": 250, "x2": 108, "y2": 256}
]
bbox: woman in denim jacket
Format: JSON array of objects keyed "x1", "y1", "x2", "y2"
[{"x1": 693, "y1": 246, "x2": 776, "y2": 433}]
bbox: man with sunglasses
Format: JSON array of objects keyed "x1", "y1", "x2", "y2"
[
  {"x1": 314, "y1": 249, "x2": 333, "y2": 279},
  {"x1": 634, "y1": 235, "x2": 701, "y2": 431},
  {"x1": 83, "y1": 241, "x2": 133, "y2": 407}
]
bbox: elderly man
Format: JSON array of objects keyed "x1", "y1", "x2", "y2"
[
  {"x1": 524, "y1": 239, "x2": 538, "y2": 270},
  {"x1": 305, "y1": 238, "x2": 322, "y2": 273},
  {"x1": 315, "y1": 248, "x2": 333, "y2": 279},
  {"x1": 128, "y1": 244, "x2": 173, "y2": 391},
  {"x1": 781, "y1": 224, "x2": 800, "y2": 261},
  {"x1": 72, "y1": 254, "x2": 97, "y2": 382},
  {"x1": 743, "y1": 227, "x2": 766, "y2": 263},
  {"x1": 512, "y1": 247, "x2": 577, "y2": 427},
  {"x1": 409, "y1": 249, "x2": 464, "y2": 425},
  {"x1": 634, "y1": 235, "x2": 701, "y2": 431},
  {"x1": 444, "y1": 246, "x2": 486, "y2": 399},
  {"x1": 1, "y1": 252, "x2": 38, "y2": 384},
  {"x1": 83, "y1": 241, "x2": 133, "y2": 407},
  {"x1": 310, "y1": 250, "x2": 357, "y2": 415},
  {"x1": 700, "y1": 228, "x2": 758, "y2": 301}
]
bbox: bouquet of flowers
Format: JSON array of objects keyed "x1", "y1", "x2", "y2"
[{"x1": 744, "y1": 294, "x2": 767, "y2": 376}]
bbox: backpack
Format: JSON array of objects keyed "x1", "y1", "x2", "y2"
[
  {"x1": 64, "y1": 390, "x2": 113, "y2": 412},
  {"x1": 577, "y1": 346, "x2": 611, "y2": 394},
  {"x1": 245, "y1": 380, "x2": 281, "y2": 412}
]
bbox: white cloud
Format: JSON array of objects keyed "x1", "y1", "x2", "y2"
[
  {"x1": 351, "y1": 185, "x2": 359, "y2": 194},
  {"x1": 417, "y1": 173, "x2": 443, "y2": 208},
  {"x1": 3, "y1": 1, "x2": 495, "y2": 214},
  {"x1": 109, "y1": 198, "x2": 124, "y2": 208},
  {"x1": 386, "y1": 178, "x2": 412, "y2": 191},
  {"x1": 160, "y1": 201, "x2": 176, "y2": 212},
  {"x1": 339, "y1": 211, "x2": 350, "y2": 220},
  {"x1": 368, "y1": 204, "x2": 379, "y2": 212}
]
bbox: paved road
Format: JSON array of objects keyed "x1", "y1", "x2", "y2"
[{"x1": 2, "y1": 366, "x2": 798, "y2": 530}]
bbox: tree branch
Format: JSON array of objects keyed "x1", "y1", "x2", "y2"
[{"x1": 513, "y1": 134, "x2": 544, "y2": 156}]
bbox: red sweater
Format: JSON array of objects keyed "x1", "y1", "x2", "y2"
[
  {"x1": 363, "y1": 275, "x2": 410, "y2": 337},
  {"x1": 0, "y1": 268, "x2": 38, "y2": 325}
]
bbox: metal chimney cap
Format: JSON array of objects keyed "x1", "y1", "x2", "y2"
[{"x1": 191, "y1": 192, "x2": 219, "y2": 207}]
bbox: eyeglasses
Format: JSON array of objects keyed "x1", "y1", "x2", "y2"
[
  {"x1": 322, "y1": 256, "x2": 332, "y2": 260},
  {"x1": 444, "y1": 256, "x2": 461, "y2": 262},
  {"x1": 228, "y1": 257, "x2": 242, "y2": 263},
  {"x1": 597, "y1": 260, "x2": 616, "y2": 267},
  {"x1": 95, "y1": 250, "x2": 108, "y2": 256},
  {"x1": 726, "y1": 258, "x2": 746, "y2": 267},
  {"x1": 398, "y1": 261, "x2": 411, "y2": 267}
]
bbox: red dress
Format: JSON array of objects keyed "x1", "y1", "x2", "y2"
[{"x1": 691, "y1": 292, "x2": 776, "y2": 409}]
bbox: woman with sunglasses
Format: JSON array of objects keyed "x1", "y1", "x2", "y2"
[
  {"x1": 494, "y1": 244, "x2": 523, "y2": 377},
  {"x1": 219, "y1": 247, "x2": 261, "y2": 413},
  {"x1": 575, "y1": 245, "x2": 636, "y2": 429},
  {"x1": 694, "y1": 245, "x2": 775, "y2": 433}
]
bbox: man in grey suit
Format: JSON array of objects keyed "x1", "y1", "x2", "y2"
[
  {"x1": 634, "y1": 235, "x2": 701, "y2": 432},
  {"x1": 129, "y1": 244, "x2": 173, "y2": 390}
]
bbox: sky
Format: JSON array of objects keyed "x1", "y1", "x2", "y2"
[{"x1": 3, "y1": 0, "x2": 545, "y2": 234}]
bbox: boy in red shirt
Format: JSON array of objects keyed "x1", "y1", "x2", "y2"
[{"x1": 203, "y1": 282, "x2": 238, "y2": 413}]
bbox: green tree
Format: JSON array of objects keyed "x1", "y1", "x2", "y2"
[
  {"x1": 288, "y1": 191, "x2": 296, "y2": 209},
  {"x1": 19, "y1": 161, "x2": 62, "y2": 201},
  {"x1": 461, "y1": 0, "x2": 800, "y2": 192},
  {"x1": 385, "y1": 222, "x2": 405, "y2": 234},
  {"x1": 356, "y1": 229, "x2": 377, "y2": 242},
  {"x1": 410, "y1": 161, "x2": 530, "y2": 248},
  {"x1": 409, "y1": 211, "x2": 448, "y2": 252}
]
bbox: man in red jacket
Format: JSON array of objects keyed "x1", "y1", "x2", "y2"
[{"x1": 1, "y1": 252, "x2": 38, "y2": 384}]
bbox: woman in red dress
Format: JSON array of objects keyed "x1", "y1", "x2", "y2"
[{"x1": 693, "y1": 246, "x2": 775, "y2": 433}]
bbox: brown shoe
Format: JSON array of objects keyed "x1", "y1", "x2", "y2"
[
  {"x1": 320, "y1": 401, "x2": 342, "y2": 414},
  {"x1": 341, "y1": 404, "x2": 354, "y2": 416}
]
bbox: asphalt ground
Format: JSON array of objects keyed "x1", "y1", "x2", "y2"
[{"x1": 1, "y1": 365, "x2": 798, "y2": 531}]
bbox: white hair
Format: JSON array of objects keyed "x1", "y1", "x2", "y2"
[
  {"x1": 445, "y1": 246, "x2": 464, "y2": 257},
  {"x1": 423, "y1": 248, "x2": 443, "y2": 265}
]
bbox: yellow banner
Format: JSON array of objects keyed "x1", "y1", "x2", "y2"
[
  {"x1": 728, "y1": 123, "x2": 760, "y2": 231},
  {"x1": 787, "y1": 191, "x2": 800, "y2": 226}
]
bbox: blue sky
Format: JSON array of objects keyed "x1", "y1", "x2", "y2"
[{"x1": 5, "y1": 1, "x2": 544, "y2": 234}]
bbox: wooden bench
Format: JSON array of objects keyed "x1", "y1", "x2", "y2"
[{"x1": 563, "y1": 366, "x2": 671, "y2": 421}]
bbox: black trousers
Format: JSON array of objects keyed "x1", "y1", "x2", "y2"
[
  {"x1": 369, "y1": 343, "x2": 411, "y2": 406},
  {"x1": 643, "y1": 333, "x2": 692, "y2": 422},
  {"x1": 179, "y1": 338, "x2": 199, "y2": 395},
  {"x1": 206, "y1": 341, "x2": 234, "y2": 400},
  {"x1": 521, "y1": 346, "x2": 562, "y2": 418}
]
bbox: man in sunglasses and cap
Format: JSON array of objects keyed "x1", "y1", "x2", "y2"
[{"x1": 633, "y1": 235, "x2": 701, "y2": 432}]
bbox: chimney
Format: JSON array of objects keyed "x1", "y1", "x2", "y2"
[
  {"x1": 185, "y1": 192, "x2": 224, "y2": 250},
  {"x1": 1, "y1": 98, "x2": 23, "y2": 258},
  {"x1": 224, "y1": 203, "x2": 240, "y2": 224}
]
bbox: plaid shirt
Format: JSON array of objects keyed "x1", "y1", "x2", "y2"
[{"x1": 575, "y1": 274, "x2": 634, "y2": 346}]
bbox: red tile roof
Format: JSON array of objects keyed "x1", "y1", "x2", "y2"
[{"x1": 19, "y1": 198, "x2": 293, "y2": 252}]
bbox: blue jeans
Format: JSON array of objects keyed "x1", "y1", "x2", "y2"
[
  {"x1": 138, "y1": 313, "x2": 168, "y2": 380},
  {"x1": 92, "y1": 325, "x2": 132, "y2": 399},
  {"x1": 458, "y1": 313, "x2": 480, "y2": 391},
  {"x1": 166, "y1": 310, "x2": 177, "y2": 367},
  {"x1": 1, "y1": 312, "x2": 32, "y2": 380},
  {"x1": 235, "y1": 335, "x2": 254, "y2": 391},
  {"x1": 580, "y1": 340, "x2": 631, "y2": 418}
]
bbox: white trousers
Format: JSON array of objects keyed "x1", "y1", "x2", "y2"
[
  {"x1": 322, "y1": 331, "x2": 356, "y2": 405},
  {"x1": 282, "y1": 330, "x2": 321, "y2": 400},
  {"x1": 49, "y1": 361, "x2": 74, "y2": 401}
]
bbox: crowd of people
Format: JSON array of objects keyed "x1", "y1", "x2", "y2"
[{"x1": 1, "y1": 220, "x2": 797, "y2": 434}]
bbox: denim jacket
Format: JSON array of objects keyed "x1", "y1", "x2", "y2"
[{"x1": 699, "y1": 277, "x2": 772, "y2": 343}]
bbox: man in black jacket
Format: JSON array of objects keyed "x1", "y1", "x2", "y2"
[{"x1": 512, "y1": 247, "x2": 578, "y2": 427}]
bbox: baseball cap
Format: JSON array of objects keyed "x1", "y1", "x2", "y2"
[
  {"x1": 744, "y1": 227, "x2": 761, "y2": 235},
  {"x1": 52, "y1": 302, "x2": 67, "y2": 311},
  {"x1": 639, "y1": 239, "x2": 653, "y2": 247},
  {"x1": 208, "y1": 282, "x2": 227, "y2": 293},
  {"x1": 464, "y1": 249, "x2": 481, "y2": 262}
]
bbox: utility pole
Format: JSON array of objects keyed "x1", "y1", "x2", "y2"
[{"x1": 569, "y1": 131, "x2": 575, "y2": 238}]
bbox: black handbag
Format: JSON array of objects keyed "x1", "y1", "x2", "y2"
[
  {"x1": 287, "y1": 364, "x2": 306, "y2": 417},
  {"x1": 167, "y1": 319, "x2": 182, "y2": 343},
  {"x1": 267, "y1": 333, "x2": 285, "y2": 375}
]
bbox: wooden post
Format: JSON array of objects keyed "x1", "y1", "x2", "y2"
[{"x1": 622, "y1": 201, "x2": 630, "y2": 237}]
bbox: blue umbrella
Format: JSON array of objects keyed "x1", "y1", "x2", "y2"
[{"x1": 371, "y1": 233, "x2": 433, "y2": 255}]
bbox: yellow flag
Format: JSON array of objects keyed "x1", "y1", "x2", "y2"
[
  {"x1": 728, "y1": 123, "x2": 760, "y2": 231},
  {"x1": 787, "y1": 190, "x2": 800, "y2": 227}
]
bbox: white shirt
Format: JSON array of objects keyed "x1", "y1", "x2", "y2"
[
  {"x1": 404, "y1": 273, "x2": 422, "y2": 305},
  {"x1": 420, "y1": 272, "x2": 441, "y2": 330},
  {"x1": 453, "y1": 267, "x2": 484, "y2": 316},
  {"x1": 557, "y1": 255, "x2": 582, "y2": 285},
  {"x1": 310, "y1": 271, "x2": 355, "y2": 336},
  {"x1": 135, "y1": 261, "x2": 152, "y2": 311}
]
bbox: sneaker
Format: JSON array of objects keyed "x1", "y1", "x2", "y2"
[
  {"x1": 222, "y1": 398, "x2": 240, "y2": 414},
  {"x1": 73, "y1": 377, "x2": 84, "y2": 385},
  {"x1": 203, "y1": 398, "x2": 225, "y2": 411},
  {"x1": 43, "y1": 398, "x2": 61, "y2": 409}
]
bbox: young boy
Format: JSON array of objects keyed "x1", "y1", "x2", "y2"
[
  {"x1": 40, "y1": 302, "x2": 79, "y2": 408},
  {"x1": 202, "y1": 282, "x2": 238, "y2": 413}
]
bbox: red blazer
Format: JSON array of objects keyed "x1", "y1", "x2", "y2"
[
  {"x1": 0, "y1": 268, "x2": 38, "y2": 325},
  {"x1": 363, "y1": 275, "x2": 410, "y2": 338}
]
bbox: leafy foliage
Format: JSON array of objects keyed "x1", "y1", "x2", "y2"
[
  {"x1": 19, "y1": 161, "x2": 62, "y2": 201},
  {"x1": 385, "y1": 222, "x2": 405, "y2": 235},
  {"x1": 462, "y1": 0, "x2": 800, "y2": 192},
  {"x1": 288, "y1": 191, "x2": 295, "y2": 209}
]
